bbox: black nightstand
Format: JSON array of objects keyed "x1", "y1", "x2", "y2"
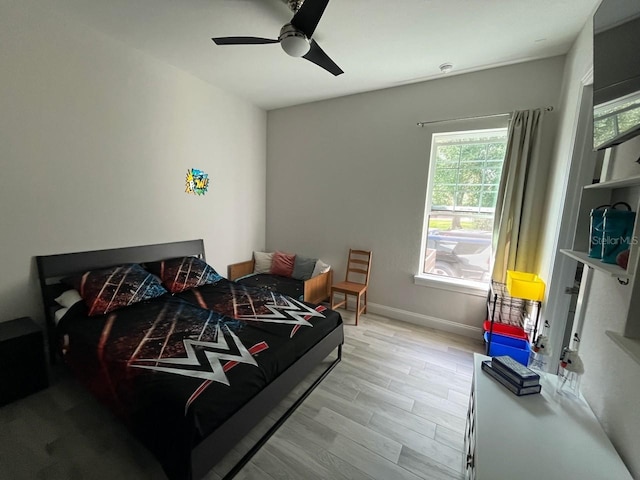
[{"x1": 0, "y1": 317, "x2": 49, "y2": 406}]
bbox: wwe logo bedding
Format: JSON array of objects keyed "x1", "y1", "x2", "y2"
[{"x1": 56, "y1": 259, "x2": 342, "y2": 480}]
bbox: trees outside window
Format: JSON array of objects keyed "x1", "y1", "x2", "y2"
[
  {"x1": 594, "y1": 91, "x2": 640, "y2": 149},
  {"x1": 421, "y1": 128, "x2": 508, "y2": 282}
]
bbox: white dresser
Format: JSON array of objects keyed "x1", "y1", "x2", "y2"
[{"x1": 465, "y1": 354, "x2": 633, "y2": 480}]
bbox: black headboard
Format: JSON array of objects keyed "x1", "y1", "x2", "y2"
[{"x1": 35, "y1": 239, "x2": 205, "y2": 363}]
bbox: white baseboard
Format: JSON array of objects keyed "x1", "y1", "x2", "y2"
[{"x1": 367, "y1": 302, "x2": 483, "y2": 339}]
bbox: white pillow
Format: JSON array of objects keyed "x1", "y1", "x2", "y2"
[
  {"x1": 55, "y1": 289, "x2": 83, "y2": 308},
  {"x1": 311, "y1": 259, "x2": 331, "y2": 278},
  {"x1": 253, "y1": 251, "x2": 274, "y2": 274},
  {"x1": 54, "y1": 307, "x2": 69, "y2": 325}
]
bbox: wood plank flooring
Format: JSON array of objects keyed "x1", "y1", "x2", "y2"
[{"x1": 0, "y1": 310, "x2": 483, "y2": 479}]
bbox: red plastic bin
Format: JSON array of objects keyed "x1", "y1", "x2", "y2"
[{"x1": 483, "y1": 320, "x2": 528, "y2": 341}]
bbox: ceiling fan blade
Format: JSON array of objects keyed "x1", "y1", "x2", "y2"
[
  {"x1": 291, "y1": 0, "x2": 330, "y2": 38},
  {"x1": 212, "y1": 37, "x2": 279, "y2": 45},
  {"x1": 302, "y1": 39, "x2": 343, "y2": 76}
]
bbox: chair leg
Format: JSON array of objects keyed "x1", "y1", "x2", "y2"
[
  {"x1": 331, "y1": 290, "x2": 342, "y2": 310},
  {"x1": 363, "y1": 290, "x2": 367, "y2": 314},
  {"x1": 331, "y1": 291, "x2": 347, "y2": 311},
  {"x1": 355, "y1": 294, "x2": 360, "y2": 326}
]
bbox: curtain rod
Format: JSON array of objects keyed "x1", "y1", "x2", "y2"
[{"x1": 416, "y1": 106, "x2": 554, "y2": 127}]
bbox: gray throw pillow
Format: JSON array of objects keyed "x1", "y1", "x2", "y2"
[
  {"x1": 253, "y1": 251, "x2": 274, "y2": 274},
  {"x1": 292, "y1": 255, "x2": 318, "y2": 281}
]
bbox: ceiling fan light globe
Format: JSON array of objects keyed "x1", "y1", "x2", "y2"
[{"x1": 280, "y1": 34, "x2": 310, "y2": 57}]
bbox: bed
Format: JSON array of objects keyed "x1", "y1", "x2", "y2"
[
  {"x1": 227, "y1": 257, "x2": 332, "y2": 304},
  {"x1": 35, "y1": 239, "x2": 343, "y2": 480}
]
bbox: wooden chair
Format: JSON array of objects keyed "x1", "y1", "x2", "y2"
[{"x1": 330, "y1": 249, "x2": 372, "y2": 326}]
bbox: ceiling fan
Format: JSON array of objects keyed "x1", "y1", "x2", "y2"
[{"x1": 212, "y1": 0, "x2": 343, "y2": 76}]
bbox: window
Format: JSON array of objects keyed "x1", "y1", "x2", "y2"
[
  {"x1": 419, "y1": 128, "x2": 508, "y2": 285},
  {"x1": 594, "y1": 89, "x2": 640, "y2": 149}
]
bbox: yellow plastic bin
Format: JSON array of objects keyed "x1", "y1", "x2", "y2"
[{"x1": 506, "y1": 271, "x2": 545, "y2": 301}]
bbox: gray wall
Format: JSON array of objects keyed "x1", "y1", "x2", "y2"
[
  {"x1": 0, "y1": 1, "x2": 267, "y2": 325},
  {"x1": 266, "y1": 57, "x2": 564, "y2": 335}
]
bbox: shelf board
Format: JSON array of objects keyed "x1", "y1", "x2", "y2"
[
  {"x1": 559, "y1": 249, "x2": 630, "y2": 279},
  {"x1": 606, "y1": 331, "x2": 640, "y2": 365},
  {"x1": 584, "y1": 175, "x2": 640, "y2": 190}
]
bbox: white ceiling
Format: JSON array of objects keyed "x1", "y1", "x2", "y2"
[{"x1": 48, "y1": 0, "x2": 601, "y2": 110}]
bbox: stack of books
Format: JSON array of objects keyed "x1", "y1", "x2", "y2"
[{"x1": 481, "y1": 355, "x2": 542, "y2": 396}]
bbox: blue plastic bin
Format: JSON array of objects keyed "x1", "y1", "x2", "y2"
[{"x1": 484, "y1": 331, "x2": 531, "y2": 366}]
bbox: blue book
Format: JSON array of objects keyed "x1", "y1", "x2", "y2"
[
  {"x1": 481, "y1": 361, "x2": 542, "y2": 396},
  {"x1": 491, "y1": 355, "x2": 540, "y2": 387}
]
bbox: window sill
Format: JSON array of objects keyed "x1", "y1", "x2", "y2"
[{"x1": 413, "y1": 274, "x2": 489, "y2": 297}]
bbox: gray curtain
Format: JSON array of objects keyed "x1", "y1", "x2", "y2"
[{"x1": 492, "y1": 109, "x2": 545, "y2": 284}]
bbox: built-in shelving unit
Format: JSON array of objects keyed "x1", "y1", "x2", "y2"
[
  {"x1": 559, "y1": 249, "x2": 630, "y2": 279},
  {"x1": 606, "y1": 331, "x2": 640, "y2": 365},
  {"x1": 583, "y1": 174, "x2": 640, "y2": 190},
  {"x1": 560, "y1": 174, "x2": 640, "y2": 279},
  {"x1": 560, "y1": 170, "x2": 640, "y2": 358}
]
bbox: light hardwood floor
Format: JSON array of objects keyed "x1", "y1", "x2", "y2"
[{"x1": 0, "y1": 311, "x2": 484, "y2": 480}]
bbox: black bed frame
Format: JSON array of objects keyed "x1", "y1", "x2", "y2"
[{"x1": 35, "y1": 239, "x2": 344, "y2": 480}]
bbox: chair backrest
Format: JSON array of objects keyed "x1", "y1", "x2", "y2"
[{"x1": 345, "y1": 249, "x2": 372, "y2": 286}]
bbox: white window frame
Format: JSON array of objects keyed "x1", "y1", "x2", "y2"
[{"x1": 414, "y1": 127, "x2": 508, "y2": 296}]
